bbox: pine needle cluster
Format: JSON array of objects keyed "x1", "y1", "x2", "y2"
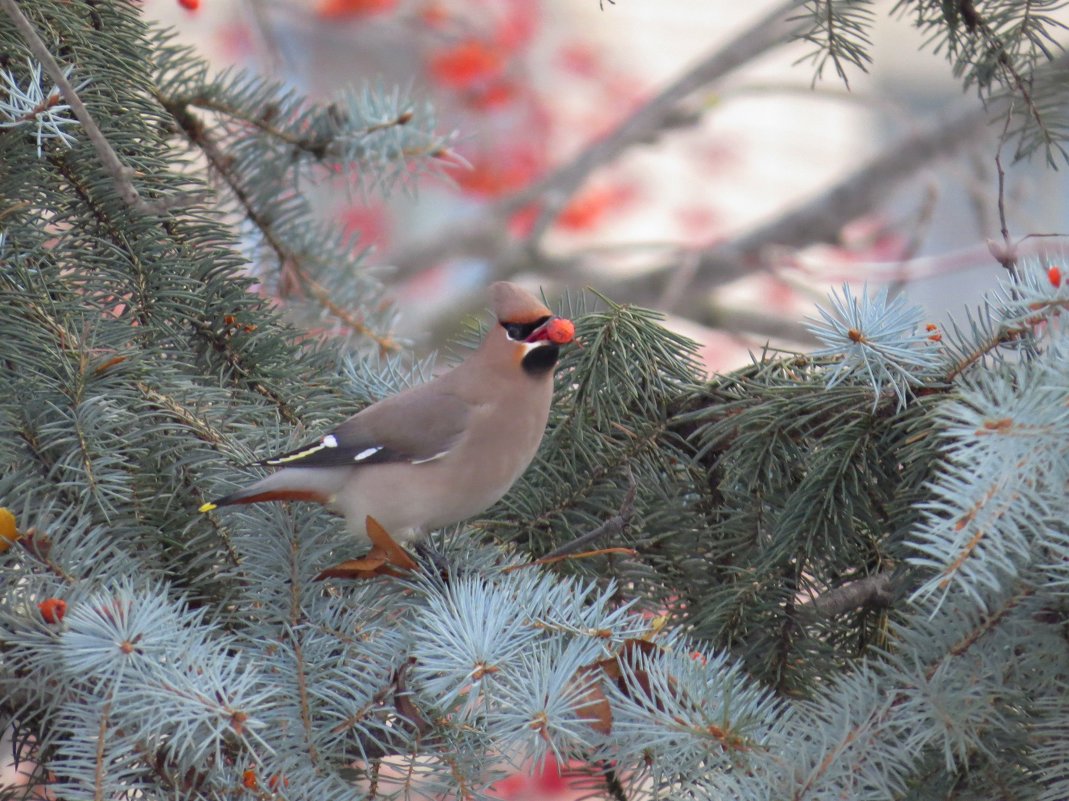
[
  {"x1": 1, "y1": 2, "x2": 1068, "y2": 800},
  {"x1": 799, "y1": 0, "x2": 1069, "y2": 163}
]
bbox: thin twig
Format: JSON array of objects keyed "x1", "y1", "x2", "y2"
[
  {"x1": 657, "y1": 249, "x2": 701, "y2": 313},
  {"x1": 177, "y1": 93, "x2": 413, "y2": 161},
  {"x1": 888, "y1": 182, "x2": 939, "y2": 295},
  {"x1": 188, "y1": 319, "x2": 303, "y2": 426},
  {"x1": 16, "y1": 527, "x2": 76, "y2": 583},
  {"x1": 540, "y1": 471, "x2": 638, "y2": 562},
  {"x1": 967, "y1": 3, "x2": 1053, "y2": 162},
  {"x1": 940, "y1": 305, "x2": 1068, "y2": 382},
  {"x1": 924, "y1": 584, "x2": 1035, "y2": 681},
  {"x1": 989, "y1": 99, "x2": 1019, "y2": 277},
  {"x1": 289, "y1": 537, "x2": 320, "y2": 769},
  {"x1": 0, "y1": 201, "x2": 30, "y2": 224},
  {"x1": 94, "y1": 701, "x2": 111, "y2": 801},
  {"x1": 995, "y1": 150, "x2": 1012, "y2": 261},
  {"x1": 0, "y1": 0, "x2": 186, "y2": 214},
  {"x1": 503, "y1": 547, "x2": 638, "y2": 573},
  {"x1": 983, "y1": 105, "x2": 1069, "y2": 277},
  {"x1": 944, "y1": 331, "x2": 1008, "y2": 383},
  {"x1": 241, "y1": 0, "x2": 286, "y2": 75}
]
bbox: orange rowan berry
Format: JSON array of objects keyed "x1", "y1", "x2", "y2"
[
  {"x1": 38, "y1": 598, "x2": 66, "y2": 624},
  {"x1": 0, "y1": 507, "x2": 19, "y2": 554},
  {"x1": 545, "y1": 318, "x2": 575, "y2": 345}
]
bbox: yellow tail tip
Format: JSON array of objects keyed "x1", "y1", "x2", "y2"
[{"x1": 198, "y1": 502, "x2": 217, "y2": 513}]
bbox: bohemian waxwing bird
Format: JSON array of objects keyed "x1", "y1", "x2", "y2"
[{"x1": 199, "y1": 282, "x2": 575, "y2": 544}]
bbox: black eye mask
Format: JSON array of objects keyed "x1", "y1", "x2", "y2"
[{"x1": 501, "y1": 316, "x2": 552, "y2": 342}]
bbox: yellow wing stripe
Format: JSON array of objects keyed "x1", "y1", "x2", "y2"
[{"x1": 264, "y1": 434, "x2": 339, "y2": 465}]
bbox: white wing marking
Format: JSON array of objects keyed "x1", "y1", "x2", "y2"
[
  {"x1": 411, "y1": 450, "x2": 449, "y2": 465},
  {"x1": 353, "y1": 446, "x2": 383, "y2": 462}
]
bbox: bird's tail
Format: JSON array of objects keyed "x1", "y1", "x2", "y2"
[{"x1": 198, "y1": 469, "x2": 336, "y2": 513}]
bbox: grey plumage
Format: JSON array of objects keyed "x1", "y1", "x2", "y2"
[{"x1": 201, "y1": 282, "x2": 569, "y2": 544}]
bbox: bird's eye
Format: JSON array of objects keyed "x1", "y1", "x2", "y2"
[{"x1": 502, "y1": 316, "x2": 551, "y2": 341}]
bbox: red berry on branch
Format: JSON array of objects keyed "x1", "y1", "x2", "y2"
[
  {"x1": 1048, "y1": 266, "x2": 1062, "y2": 287},
  {"x1": 38, "y1": 598, "x2": 66, "y2": 624},
  {"x1": 178, "y1": 0, "x2": 200, "y2": 10}
]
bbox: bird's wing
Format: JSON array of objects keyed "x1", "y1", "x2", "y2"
[{"x1": 258, "y1": 388, "x2": 470, "y2": 469}]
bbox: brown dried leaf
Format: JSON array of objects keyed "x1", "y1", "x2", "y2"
[
  {"x1": 393, "y1": 657, "x2": 433, "y2": 735},
  {"x1": 316, "y1": 555, "x2": 390, "y2": 581},
  {"x1": 366, "y1": 515, "x2": 418, "y2": 570},
  {"x1": 595, "y1": 639, "x2": 667, "y2": 710},
  {"x1": 572, "y1": 666, "x2": 613, "y2": 735}
]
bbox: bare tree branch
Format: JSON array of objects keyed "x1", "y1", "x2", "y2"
[
  {"x1": 598, "y1": 52, "x2": 1069, "y2": 312},
  {"x1": 391, "y1": 45, "x2": 1069, "y2": 331},
  {"x1": 517, "y1": 0, "x2": 810, "y2": 243},
  {"x1": 666, "y1": 103, "x2": 1003, "y2": 310},
  {"x1": 800, "y1": 572, "x2": 896, "y2": 617},
  {"x1": 703, "y1": 306, "x2": 821, "y2": 345},
  {"x1": 391, "y1": 64, "x2": 1002, "y2": 318},
  {"x1": 0, "y1": 0, "x2": 194, "y2": 214},
  {"x1": 389, "y1": 0, "x2": 809, "y2": 281}
]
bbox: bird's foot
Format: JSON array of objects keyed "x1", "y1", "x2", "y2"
[{"x1": 316, "y1": 515, "x2": 418, "y2": 581}]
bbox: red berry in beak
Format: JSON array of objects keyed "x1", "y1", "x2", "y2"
[{"x1": 544, "y1": 317, "x2": 575, "y2": 344}]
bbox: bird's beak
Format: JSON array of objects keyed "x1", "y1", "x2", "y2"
[
  {"x1": 525, "y1": 317, "x2": 555, "y2": 343},
  {"x1": 526, "y1": 316, "x2": 576, "y2": 345}
]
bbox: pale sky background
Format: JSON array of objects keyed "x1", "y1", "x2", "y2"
[{"x1": 140, "y1": 0, "x2": 1069, "y2": 370}]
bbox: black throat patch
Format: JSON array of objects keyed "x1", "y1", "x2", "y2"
[{"x1": 522, "y1": 343, "x2": 560, "y2": 376}]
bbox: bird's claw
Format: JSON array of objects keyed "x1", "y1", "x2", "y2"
[{"x1": 315, "y1": 515, "x2": 417, "y2": 581}]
